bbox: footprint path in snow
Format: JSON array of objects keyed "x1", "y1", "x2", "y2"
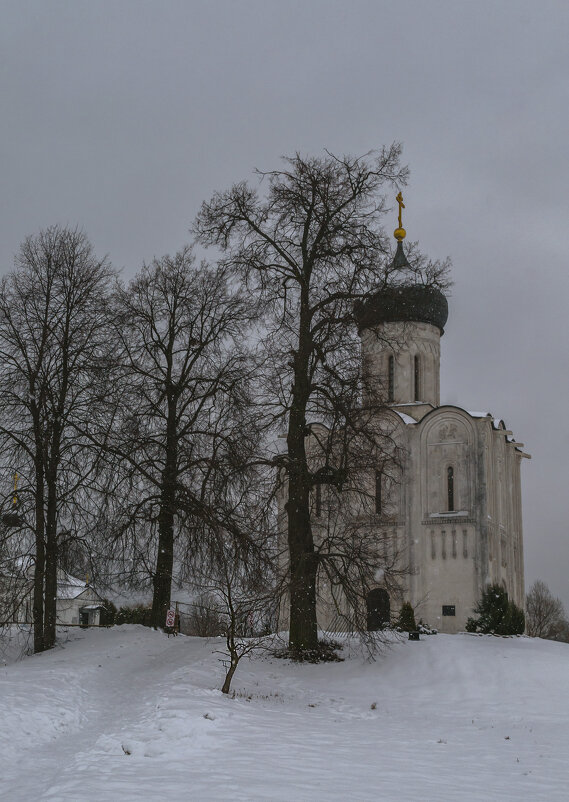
[{"x1": 1, "y1": 629, "x2": 215, "y2": 801}]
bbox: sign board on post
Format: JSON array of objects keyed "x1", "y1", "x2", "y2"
[{"x1": 165, "y1": 608, "x2": 176, "y2": 628}]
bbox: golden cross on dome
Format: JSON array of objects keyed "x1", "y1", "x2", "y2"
[
  {"x1": 396, "y1": 192, "x2": 405, "y2": 228},
  {"x1": 394, "y1": 192, "x2": 407, "y2": 242}
]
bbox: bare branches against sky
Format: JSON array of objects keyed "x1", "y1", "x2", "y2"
[{"x1": 2, "y1": 0, "x2": 568, "y2": 606}]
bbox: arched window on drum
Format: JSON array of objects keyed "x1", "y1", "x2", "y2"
[
  {"x1": 387, "y1": 355, "x2": 394, "y2": 402},
  {"x1": 414, "y1": 354, "x2": 420, "y2": 401},
  {"x1": 447, "y1": 465, "x2": 455, "y2": 512}
]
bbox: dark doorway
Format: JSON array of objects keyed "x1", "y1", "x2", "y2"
[{"x1": 366, "y1": 588, "x2": 390, "y2": 630}]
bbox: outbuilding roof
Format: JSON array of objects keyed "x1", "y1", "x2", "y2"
[{"x1": 57, "y1": 572, "x2": 91, "y2": 600}]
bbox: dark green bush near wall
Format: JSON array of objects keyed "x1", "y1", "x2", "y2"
[
  {"x1": 397, "y1": 601, "x2": 417, "y2": 632},
  {"x1": 465, "y1": 584, "x2": 525, "y2": 635},
  {"x1": 101, "y1": 599, "x2": 118, "y2": 626},
  {"x1": 115, "y1": 605, "x2": 153, "y2": 627}
]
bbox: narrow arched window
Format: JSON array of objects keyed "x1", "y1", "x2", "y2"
[
  {"x1": 315, "y1": 482, "x2": 322, "y2": 518},
  {"x1": 414, "y1": 355, "x2": 420, "y2": 401},
  {"x1": 388, "y1": 355, "x2": 394, "y2": 402},
  {"x1": 447, "y1": 466, "x2": 455, "y2": 512},
  {"x1": 375, "y1": 470, "x2": 382, "y2": 515}
]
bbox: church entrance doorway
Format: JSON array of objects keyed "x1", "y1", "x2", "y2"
[{"x1": 366, "y1": 588, "x2": 390, "y2": 630}]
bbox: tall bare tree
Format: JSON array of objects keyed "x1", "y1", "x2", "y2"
[
  {"x1": 98, "y1": 248, "x2": 256, "y2": 628},
  {"x1": 0, "y1": 225, "x2": 115, "y2": 651},
  {"x1": 526, "y1": 580, "x2": 568, "y2": 639},
  {"x1": 195, "y1": 148, "x2": 450, "y2": 653}
]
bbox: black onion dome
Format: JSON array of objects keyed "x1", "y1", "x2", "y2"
[{"x1": 355, "y1": 283, "x2": 448, "y2": 335}]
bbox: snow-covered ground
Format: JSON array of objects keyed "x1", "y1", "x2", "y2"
[{"x1": 1, "y1": 626, "x2": 568, "y2": 801}]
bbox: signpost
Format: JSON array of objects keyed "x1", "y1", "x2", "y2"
[{"x1": 165, "y1": 608, "x2": 176, "y2": 628}]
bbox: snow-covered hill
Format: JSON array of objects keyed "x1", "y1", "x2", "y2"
[{"x1": 1, "y1": 626, "x2": 568, "y2": 801}]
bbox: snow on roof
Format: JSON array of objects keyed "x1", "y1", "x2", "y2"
[
  {"x1": 57, "y1": 571, "x2": 89, "y2": 600},
  {"x1": 57, "y1": 586, "x2": 86, "y2": 600},
  {"x1": 392, "y1": 402, "x2": 429, "y2": 407},
  {"x1": 429, "y1": 510, "x2": 469, "y2": 518},
  {"x1": 468, "y1": 411, "x2": 507, "y2": 429},
  {"x1": 393, "y1": 410, "x2": 417, "y2": 425},
  {"x1": 466, "y1": 411, "x2": 527, "y2": 452}
]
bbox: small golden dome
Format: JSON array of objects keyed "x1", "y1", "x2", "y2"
[{"x1": 394, "y1": 226, "x2": 406, "y2": 241}]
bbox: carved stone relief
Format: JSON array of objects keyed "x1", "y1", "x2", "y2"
[{"x1": 438, "y1": 423, "x2": 458, "y2": 440}]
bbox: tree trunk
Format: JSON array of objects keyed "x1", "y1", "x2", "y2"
[
  {"x1": 221, "y1": 658, "x2": 239, "y2": 694},
  {"x1": 43, "y1": 455, "x2": 59, "y2": 650},
  {"x1": 286, "y1": 452, "x2": 318, "y2": 650},
  {"x1": 32, "y1": 480, "x2": 45, "y2": 653},
  {"x1": 286, "y1": 297, "x2": 319, "y2": 651},
  {"x1": 43, "y1": 409, "x2": 64, "y2": 650},
  {"x1": 151, "y1": 496, "x2": 175, "y2": 629},
  {"x1": 32, "y1": 414, "x2": 45, "y2": 653},
  {"x1": 151, "y1": 396, "x2": 178, "y2": 629}
]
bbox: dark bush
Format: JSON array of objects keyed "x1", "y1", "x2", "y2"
[
  {"x1": 101, "y1": 599, "x2": 117, "y2": 626},
  {"x1": 273, "y1": 639, "x2": 344, "y2": 663},
  {"x1": 397, "y1": 601, "x2": 417, "y2": 632},
  {"x1": 465, "y1": 584, "x2": 525, "y2": 635},
  {"x1": 115, "y1": 605, "x2": 153, "y2": 627}
]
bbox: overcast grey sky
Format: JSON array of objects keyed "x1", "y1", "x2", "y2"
[{"x1": 2, "y1": 0, "x2": 568, "y2": 608}]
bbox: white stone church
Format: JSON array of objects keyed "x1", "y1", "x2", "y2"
[
  {"x1": 286, "y1": 218, "x2": 529, "y2": 635},
  {"x1": 354, "y1": 272, "x2": 528, "y2": 633}
]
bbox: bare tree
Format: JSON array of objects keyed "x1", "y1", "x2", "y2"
[
  {"x1": 0, "y1": 225, "x2": 115, "y2": 651},
  {"x1": 195, "y1": 148, "x2": 450, "y2": 654},
  {"x1": 526, "y1": 580, "x2": 568, "y2": 639},
  {"x1": 189, "y1": 527, "x2": 275, "y2": 694},
  {"x1": 96, "y1": 248, "x2": 256, "y2": 628},
  {"x1": 302, "y1": 414, "x2": 410, "y2": 640}
]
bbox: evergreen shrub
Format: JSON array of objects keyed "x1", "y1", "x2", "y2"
[
  {"x1": 397, "y1": 601, "x2": 417, "y2": 632},
  {"x1": 465, "y1": 584, "x2": 525, "y2": 635},
  {"x1": 101, "y1": 599, "x2": 117, "y2": 626},
  {"x1": 273, "y1": 639, "x2": 344, "y2": 663},
  {"x1": 115, "y1": 605, "x2": 153, "y2": 627}
]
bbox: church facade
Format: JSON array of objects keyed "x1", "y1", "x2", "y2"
[
  {"x1": 351, "y1": 282, "x2": 529, "y2": 633},
  {"x1": 278, "y1": 216, "x2": 529, "y2": 635}
]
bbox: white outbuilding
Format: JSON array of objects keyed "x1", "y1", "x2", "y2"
[
  {"x1": 55, "y1": 572, "x2": 107, "y2": 627},
  {"x1": 2, "y1": 567, "x2": 107, "y2": 627}
]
